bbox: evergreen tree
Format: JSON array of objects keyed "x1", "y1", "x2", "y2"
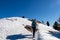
[
  {"x1": 58, "y1": 17, "x2": 60, "y2": 23},
  {"x1": 57, "y1": 17, "x2": 60, "y2": 30},
  {"x1": 46, "y1": 21, "x2": 50, "y2": 26},
  {"x1": 22, "y1": 16, "x2": 25, "y2": 18},
  {"x1": 53, "y1": 21, "x2": 58, "y2": 30},
  {"x1": 57, "y1": 17, "x2": 60, "y2": 24}
]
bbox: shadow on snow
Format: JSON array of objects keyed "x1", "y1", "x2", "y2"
[
  {"x1": 49, "y1": 31, "x2": 60, "y2": 39},
  {"x1": 6, "y1": 34, "x2": 32, "y2": 40}
]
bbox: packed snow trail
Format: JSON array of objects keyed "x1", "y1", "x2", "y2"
[
  {"x1": 0, "y1": 17, "x2": 60, "y2": 40},
  {"x1": 35, "y1": 30, "x2": 42, "y2": 40}
]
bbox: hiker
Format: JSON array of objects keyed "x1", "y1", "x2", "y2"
[{"x1": 32, "y1": 19, "x2": 37, "y2": 38}]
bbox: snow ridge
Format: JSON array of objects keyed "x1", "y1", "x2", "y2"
[{"x1": 0, "y1": 17, "x2": 60, "y2": 40}]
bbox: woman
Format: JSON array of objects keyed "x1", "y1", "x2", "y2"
[{"x1": 32, "y1": 19, "x2": 37, "y2": 38}]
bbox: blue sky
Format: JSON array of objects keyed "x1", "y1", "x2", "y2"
[{"x1": 0, "y1": 0, "x2": 60, "y2": 26}]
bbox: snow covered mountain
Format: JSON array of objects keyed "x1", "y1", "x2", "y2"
[{"x1": 0, "y1": 17, "x2": 60, "y2": 40}]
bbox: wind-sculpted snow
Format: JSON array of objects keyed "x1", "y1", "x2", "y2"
[{"x1": 0, "y1": 17, "x2": 60, "y2": 40}]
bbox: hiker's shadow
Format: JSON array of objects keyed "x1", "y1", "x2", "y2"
[
  {"x1": 6, "y1": 34, "x2": 32, "y2": 40},
  {"x1": 49, "y1": 31, "x2": 60, "y2": 39}
]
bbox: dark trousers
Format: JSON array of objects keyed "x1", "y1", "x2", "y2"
[{"x1": 32, "y1": 27, "x2": 36, "y2": 38}]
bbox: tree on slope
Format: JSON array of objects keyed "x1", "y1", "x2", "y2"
[
  {"x1": 53, "y1": 21, "x2": 58, "y2": 30},
  {"x1": 57, "y1": 17, "x2": 60, "y2": 24},
  {"x1": 22, "y1": 16, "x2": 25, "y2": 18},
  {"x1": 56, "y1": 17, "x2": 60, "y2": 30},
  {"x1": 46, "y1": 21, "x2": 50, "y2": 26}
]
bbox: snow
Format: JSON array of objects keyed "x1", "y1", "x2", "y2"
[
  {"x1": 0, "y1": 17, "x2": 60, "y2": 40},
  {"x1": 38, "y1": 24, "x2": 60, "y2": 40}
]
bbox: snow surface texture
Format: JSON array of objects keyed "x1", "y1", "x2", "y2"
[{"x1": 0, "y1": 17, "x2": 60, "y2": 40}]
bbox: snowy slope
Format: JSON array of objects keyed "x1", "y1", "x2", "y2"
[
  {"x1": 0, "y1": 17, "x2": 60, "y2": 40},
  {"x1": 38, "y1": 24, "x2": 60, "y2": 40}
]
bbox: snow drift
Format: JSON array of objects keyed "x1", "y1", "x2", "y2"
[{"x1": 0, "y1": 17, "x2": 60, "y2": 40}]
